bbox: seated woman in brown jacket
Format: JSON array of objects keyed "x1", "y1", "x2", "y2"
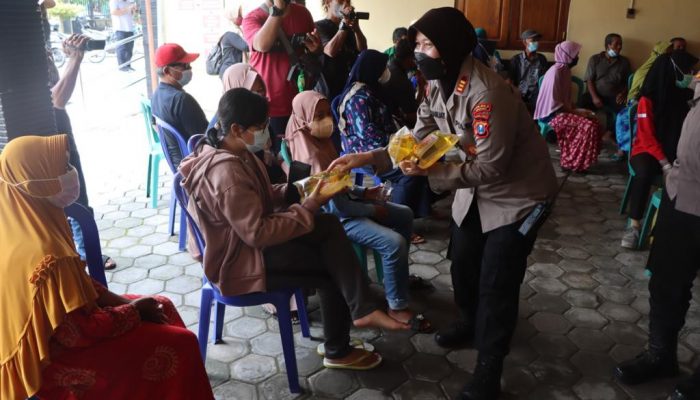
[{"x1": 180, "y1": 88, "x2": 408, "y2": 370}]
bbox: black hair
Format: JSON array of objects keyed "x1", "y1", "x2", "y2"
[
  {"x1": 394, "y1": 38, "x2": 414, "y2": 61},
  {"x1": 392, "y1": 27, "x2": 408, "y2": 43},
  {"x1": 204, "y1": 88, "x2": 268, "y2": 149},
  {"x1": 605, "y1": 33, "x2": 622, "y2": 48}
]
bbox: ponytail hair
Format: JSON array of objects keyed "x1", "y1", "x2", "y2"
[{"x1": 203, "y1": 88, "x2": 269, "y2": 149}]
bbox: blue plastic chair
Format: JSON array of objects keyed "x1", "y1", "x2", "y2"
[
  {"x1": 65, "y1": 203, "x2": 108, "y2": 287},
  {"x1": 139, "y1": 98, "x2": 165, "y2": 209},
  {"x1": 619, "y1": 102, "x2": 639, "y2": 214},
  {"x1": 188, "y1": 134, "x2": 204, "y2": 154},
  {"x1": 536, "y1": 75, "x2": 585, "y2": 137},
  {"x1": 153, "y1": 117, "x2": 189, "y2": 251},
  {"x1": 172, "y1": 173, "x2": 310, "y2": 394},
  {"x1": 638, "y1": 188, "x2": 662, "y2": 249}
]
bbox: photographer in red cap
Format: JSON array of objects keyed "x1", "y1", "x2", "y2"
[{"x1": 151, "y1": 43, "x2": 208, "y2": 167}]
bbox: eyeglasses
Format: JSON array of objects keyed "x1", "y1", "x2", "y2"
[{"x1": 168, "y1": 63, "x2": 192, "y2": 70}]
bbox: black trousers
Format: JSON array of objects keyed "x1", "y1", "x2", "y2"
[
  {"x1": 449, "y1": 202, "x2": 536, "y2": 358},
  {"x1": 628, "y1": 153, "x2": 662, "y2": 220},
  {"x1": 268, "y1": 115, "x2": 290, "y2": 155},
  {"x1": 578, "y1": 92, "x2": 623, "y2": 132},
  {"x1": 114, "y1": 30, "x2": 134, "y2": 69},
  {"x1": 648, "y1": 193, "x2": 700, "y2": 343},
  {"x1": 263, "y1": 214, "x2": 378, "y2": 359}
]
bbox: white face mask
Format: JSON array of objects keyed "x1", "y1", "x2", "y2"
[
  {"x1": 177, "y1": 69, "x2": 193, "y2": 86},
  {"x1": 378, "y1": 68, "x2": 391, "y2": 84},
  {"x1": 310, "y1": 116, "x2": 334, "y2": 139},
  {"x1": 0, "y1": 165, "x2": 80, "y2": 208},
  {"x1": 246, "y1": 126, "x2": 270, "y2": 153}
]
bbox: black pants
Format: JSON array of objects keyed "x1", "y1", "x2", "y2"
[
  {"x1": 268, "y1": 115, "x2": 290, "y2": 155},
  {"x1": 449, "y1": 202, "x2": 536, "y2": 358},
  {"x1": 263, "y1": 214, "x2": 378, "y2": 359},
  {"x1": 648, "y1": 193, "x2": 700, "y2": 343},
  {"x1": 628, "y1": 153, "x2": 662, "y2": 220},
  {"x1": 579, "y1": 92, "x2": 623, "y2": 132},
  {"x1": 114, "y1": 30, "x2": 134, "y2": 70}
]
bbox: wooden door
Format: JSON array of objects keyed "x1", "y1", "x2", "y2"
[{"x1": 455, "y1": 0, "x2": 511, "y2": 49}]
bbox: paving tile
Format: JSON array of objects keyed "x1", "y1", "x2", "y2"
[
  {"x1": 409, "y1": 264, "x2": 440, "y2": 280},
  {"x1": 614, "y1": 252, "x2": 649, "y2": 268},
  {"x1": 165, "y1": 275, "x2": 202, "y2": 294},
  {"x1": 603, "y1": 322, "x2": 648, "y2": 347},
  {"x1": 126, "y1": 224, "x2": 156, "y2": 238},
  {"x1": 410, "y1": 333, "x2": 449, "y2": 356},
  {"x1": 403, "y1": 353, "x2": 452, "y2": 382},
  {"x1": 257, "y1": 374, "x2": 306, "y2": 400},
  {"x1": 276, "y1": 346, "x2": 323, "y2": 377},
  {"x1": 206, "y1": 336, "x2": 249, "y2": 363},
  {"x1": 568, "y1": 328, "x2": 615, "y2": 352},
  {"x1": 409, "y1": 250, "x2": 443, "y2": 265},
  {"x1": 557, "y1": 247, "x2": 591, "y2": 260},
  {"x1": 149, "y1": 264, "x2": 184, "y2": 280},
  {"x1": 308, "y1": 369, "x2": 358, "y2": 398},
  {"x1": 598, "y1": 302, "x2": 642, "y2": 323},
  {"x1": 152, "y1": 241, "x2": 181, "y2": 256},
  {"x1": 120, "y1": 244, "x2": 152, "y2": 258},
  {"x1": 440, "y1": 370, "x2": 471, "y2": 400},
  {"x1": 251, "y1": 332, "x2": 285, "y2": 357},
  {"x1": 99, "y1": 227, "x2": 127, "y2": 240},
  {"x1": 392, "y1": 380, "x2": 445, "y2": 400},
  {"x1": 355, "y1": 360, "x2": 409, "y2": 392},
  {"x1": 529, "y1": 277, "x2": 568, "y2": 296},
  {"x1": 562, "y1": 290, "x2": 600, "y2": 308},
  {"x1": 530, "y1": 312, "x2": 573, "y2": 334},
  {"x1": 213, "y1": 380, "x2": 258, "y2": 400},
  {"x1": 132, "y1": 253, "x2": 167, "y2": 269},
  {"x1": 230, "y1": 354, "x2": 278, "y2": 383},
  {"x1": 501, "y1": 365, "x2": 537, "y2": 397},
  {"x1": 206, "y1": 359, "x2": 230, "y2": 387},
  {"x1": 127, "y1": 278, "x2": 164, "y2": 295},
  {"x1": 592, "y1": 270, "x2": 630, "y2": 287},
  {"x1": 529, "y1": 356, "x2": 581, "y2": 386},
  {"x1": 446, "y1": 348, "x2": 478, "y2": 373},
  {"x1": 530, "y1": 333, "x2": 577, "y2": 358},
  {"x1": 562, "y1": 273, "x2": 599, "y2": 290},
  {"x1": 595, "y1": 286, "x2": 636, "y2": 305},
  {"x1": 589, "y1": 256, "x2": 625, "y2": 271},
  {"x1": 139, "y1": 232, "x2": 172, "y2": 246},
  {"x1": 570, "y1": 351, "x2": 617, "y2": 378},
  {"x1": 113, "y1": 217, "x2": 143, "y2": 229},
  {"x1": 529, "y1": 263, "x2": 564, "y2": 279},
  {"x1": 564, "y1": 307, "x2": 608, "y2": 329},
  {"x1": 111, "y1": 267, "x2": 148, "y2": 284},
  {"x1": 346, "y1": 388, "x2": 391, "y2": 400},
  {"x1": 525, "y1": 386, "x2": 579, "y2": 400},
  {"x1": 573, "y1": 378, "x2": 628, "y2": 400},
  {"x1": 371, "y1": 334, "x2": 415, "y2": 363},
  {"x1": 225, "y1": 317, "x2": 268, "y2": 339},
  {"x1": 168, "y1": 251, "x2": 198, "y2": 266},
  {"x1": 530, "y1": 249, "x2": 563, "y2": 264}
]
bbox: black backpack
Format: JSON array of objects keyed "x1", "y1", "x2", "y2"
[{"x1": 205, "y1": 37, "x2": 224, "y2": 76}]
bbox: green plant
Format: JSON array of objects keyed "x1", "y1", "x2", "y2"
[{"x1": 47, "y1": 1, "x2": 83, "y2": 20}]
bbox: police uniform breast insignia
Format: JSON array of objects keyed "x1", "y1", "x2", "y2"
[
  {"x1": 472, "y1": 103, "x2": 492, "y2": 139},
  {"x1": 455, "y1": 75, "x2": 469, "y2": 94}
]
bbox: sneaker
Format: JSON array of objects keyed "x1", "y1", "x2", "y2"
[{"x1": 621, "y1": 226, "x2": 640, "y2": 249}]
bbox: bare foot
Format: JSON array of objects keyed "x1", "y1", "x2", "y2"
[
  {"x1": 354, "y1": 310, "x2": 410, "y2": 331},
  {"x1": 388, "y1": 308, "x2": 414, "y2": 323}
]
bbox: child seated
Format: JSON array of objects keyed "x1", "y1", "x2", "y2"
[{"x1": 285, "y1": 90, "x2": 432, "y2": 332}]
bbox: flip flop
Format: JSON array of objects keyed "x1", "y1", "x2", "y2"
[
  {"x1": 323, "y1": 349, "x2": 382, "y2": 370},
  {"x1": 317, "y1": 338, "x2": 375, "y2": 356},
  {"x1": 410, "y1": 233, "x2": 426, "y2": 245},
  {"x1": 389, "y1": 311, "x2": 434, "y2": 334},
  {"x1": 102, "y1": 255, "x2": 117, "y2": 270},
  {"x1": 262, "y1": 305, "x2": 300, "y2": 325}
]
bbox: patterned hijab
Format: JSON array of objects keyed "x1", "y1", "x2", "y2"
[
  {"x1": 0, "y1": 135, "x2": 97, "y2": 399},
  {"x1": 285, "y1": 91, "x2": 338, "y2": 174}
]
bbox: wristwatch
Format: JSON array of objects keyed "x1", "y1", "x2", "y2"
[{"x1": 269, "y1": 5, "x2": 285, "y2": 17}]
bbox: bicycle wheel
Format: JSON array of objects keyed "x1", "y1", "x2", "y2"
[
  {"x1": 88, "y1": 50, "x2": 106, "y2": 63},
  {"x1": 52, "y1": 47, "x2": 66, "y2": 68}
]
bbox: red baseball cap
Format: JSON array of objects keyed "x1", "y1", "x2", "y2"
[{"x1": 155, "y1": 43, "x2": 199, "y2": 67}]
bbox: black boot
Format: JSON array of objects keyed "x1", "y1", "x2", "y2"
[
  {"x1": 614, "y1": 340, "x2": 679, "y2": 385},
  {"x1": 671, "y1": 369, "x2": 700, "y2": 400},
  {"x1": 458, "y1": 355, "x2": 503, "y2": 400},
  {"x1": 434, "y1": 321, "x2": 474, "y2": 348}
]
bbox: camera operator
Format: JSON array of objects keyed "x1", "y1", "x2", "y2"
[
  {"x1": 316, "y1": 0, "x2": 367, "y2": 100},
  {"x1": 242, "y1": 0, "x2": 322, "y2": 153}
]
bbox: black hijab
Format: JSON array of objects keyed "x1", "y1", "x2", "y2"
[
  {"x1": 409, "y1": 7, "x2": 477, "y2": 94},
  {"x1": 639, "y1": 51, "x2": 696, "y2": 161}
]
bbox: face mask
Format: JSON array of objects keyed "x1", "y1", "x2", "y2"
[
  {"x1": 177, "y1": 69, "x2": 193, "y2": 86},
  {"x1": 569, "y1": 56, "x2": 579, "y2": 69},
  {"x1": 527, "y1": 41, "x2": 539, "y2": 53},
  {"x1": 310, "y1": 116, "x2": 334, "y2": 138},
  {"x1": 676, "y1": 74, "x2": 693, "y2": 89},
  {"x1": 246, "y1": 126, "x2": 270, "y2": 153},
  {"x1": 378, "y1": 68, "x2": 391, "y2": 84},
  {"x1": 0, "y1": 165, "x2": 80, "y2": 208},
  {"x1": 607, "y1": 49, "x2": 618, "y2": 58},
  {"x1": 415, "y1": 52, "x2": 446, "y2": 80},
  {"x1": 333, "y1": 3, "x2": 344, "y2": 18}
]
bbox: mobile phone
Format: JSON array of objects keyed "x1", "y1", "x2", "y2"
[
  {"x1": 85, "y1": 39, "x2": 106, "y2": 51},
  {"x1": 285, "y1": 161, "x2": 311, "y2": 204}
]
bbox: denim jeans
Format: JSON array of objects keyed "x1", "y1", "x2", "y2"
[
  {"x1": 68, "y1": 217, "x2": 86, "y2": 260},
  {"x1": 342, "y1": 202, "x2": 413, "y2": 310},
  {"x1": 114, "y1": 30, "x2": 134, "y2": 69}
]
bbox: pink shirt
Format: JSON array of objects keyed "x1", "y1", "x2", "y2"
[{"x1": 242, "y1": 4, "x2": 315, "y2": 117}]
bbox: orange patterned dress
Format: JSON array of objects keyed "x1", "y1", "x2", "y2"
[{"x1": 35, "y1": 281, "x2": 213, "y2": 400}]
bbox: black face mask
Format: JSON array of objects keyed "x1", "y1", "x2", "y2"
[
  {"x1": 415, "y1": 52, "x2": 446, "y2": 80},
  {"x1": 568, "y1": 56, "x2": 579, "y2": 69}
]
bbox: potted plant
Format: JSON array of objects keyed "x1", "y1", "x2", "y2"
[{"x1": 47, "y1": 1, "x2": 83, "y2": 34}]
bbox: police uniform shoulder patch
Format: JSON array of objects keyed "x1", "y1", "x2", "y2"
[
  {"x1": 473, "y1": 120, "x2": 490, "y2": 139},
  {"x1": 472, "y1": 103, "x2": 492, "y2": 139},
  {"x1": 472, "y1": 103, "x2": 492, "y2": 120},
  {"x1": 455, "y1": 75, "x2": 469, "y2": 95}
]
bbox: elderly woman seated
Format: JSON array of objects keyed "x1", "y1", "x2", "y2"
[{"x1": 0, "y1": 135, "x2": 213, "y2": 400}]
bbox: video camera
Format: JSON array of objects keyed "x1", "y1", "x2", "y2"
[{"x1": 342, "y1": 10, "x2": 370, "y2": 20}]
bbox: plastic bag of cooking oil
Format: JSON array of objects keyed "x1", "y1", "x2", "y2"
[
  {"x1": 414, "y1": 131, "x2": 460, "y2": 169},
  {"x1": 388, "y1": 127, "x2": 418, "y2": 166},
  {"x1": 294, "y1": 169, "x2": 352, "y2": 200}
]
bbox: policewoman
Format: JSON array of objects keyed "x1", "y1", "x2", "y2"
[{"x1": 329, "y1": 8, "x2": 557, "y2": 399}]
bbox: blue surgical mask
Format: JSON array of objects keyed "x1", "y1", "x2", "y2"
[
  {"x1": 676, "y1": 74, "x2": 693, "y2": 89},
  {"x1": 527, "y1": 42, "x2": 539, "y2": 53},
  {"x1": 607, "y1": 49, "x2": 618, "y2": 58}
]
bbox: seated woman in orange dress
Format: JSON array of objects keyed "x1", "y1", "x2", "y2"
[{"x1": 0, "y1": 135, "x2": 213, "y2": 400}]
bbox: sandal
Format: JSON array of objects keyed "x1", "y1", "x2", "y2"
[
  {"x1": 102, "y1": 255, "x2": 117, "y2": 270},
  {"x1": 317, "y1": 338, "x2": 375, "y2": 356},
  {"x1": 410, "y1": 233, "x2": 426, "y2": 245},
  {"x1": 323, "y1": 349, "x2": 382, "y2": 370},
  {"x1": 408, "y1": 274, "x2": 433, "y2": 290},
  {"x1": 262, "y1": 304, "x2": 300, "y2": 325}
]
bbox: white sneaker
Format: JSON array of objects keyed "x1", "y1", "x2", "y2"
[{"x1": 621, "y1": 227, "x2": 640, "y2": 249}]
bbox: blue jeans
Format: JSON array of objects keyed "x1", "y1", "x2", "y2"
[
  {"x1": 342, "y1": 202, "x2": 413, "y2": 310},
  {"x1": 68, "y1": 217, "x2": 86, "y2": 260}
]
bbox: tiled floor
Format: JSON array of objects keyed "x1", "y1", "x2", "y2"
[{"x1": 93, "y1": 152, "x2": 698, "y2": 400}]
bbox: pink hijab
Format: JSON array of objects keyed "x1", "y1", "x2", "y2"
[
  {"x1": 285, "y1": 91, "x2": 338, "y2": 174},
  {"x1": 222, "y1": 63, "x2": 260, "y2": 92},
  {"x1": 534, "y1": 41, "x2": 583, "y2": 120}
]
